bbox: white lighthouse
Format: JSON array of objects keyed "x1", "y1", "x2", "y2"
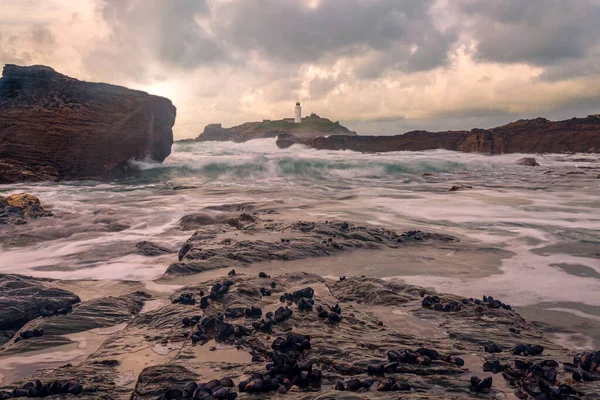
[{"x1": 294, "y1": 101, "x2": 302, "y2": 123}]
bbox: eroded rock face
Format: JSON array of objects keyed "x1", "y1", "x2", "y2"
[
  {"x1": 0, "y1": 64, "x2": 176, "y2": 183},
  {"x1": 277, "y1": 115, "x2": 600, "y2": 154},
  {"x1": 0, "y1": 193, "x2": 52, "y2": 225},
  {"x1": 0, "y1": 275, "x2": 80, "y2": 345}
]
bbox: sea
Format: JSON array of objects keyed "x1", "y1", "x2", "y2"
[{"x1": 1, "y1": 139, "x2": 599, "y2": 349}]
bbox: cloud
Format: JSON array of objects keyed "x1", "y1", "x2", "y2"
[
  {"x1": 455, "y1": 0, "x2": 600, "y2": 67},
  {"x1": 212, "y1": 0, "x2": 455, "y2": 75},
  {"x1": 84, "y1": 0, "x2": 226, "y2": 82},
  {"x1": 308, "y1": 75, "x2": 338, "y2": 99}
]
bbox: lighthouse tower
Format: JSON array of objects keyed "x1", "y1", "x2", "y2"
[{"x1": 294, "y1": 101, "x2": 302, "y2": 123}]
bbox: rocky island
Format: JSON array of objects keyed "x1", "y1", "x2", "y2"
[
  {"x1": 190, "y1": 113, "x2": 356, "y2": 143},
  {"x1": 0, "y1": 64, "x2": 176, "y2": 184},
  {"x1": 277, "y1": 115, "x2": 600, "y2": 154}
]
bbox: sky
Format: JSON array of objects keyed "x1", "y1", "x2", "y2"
[{"x1": 2, "y1": 0, "x2": 600, "y2": 139}]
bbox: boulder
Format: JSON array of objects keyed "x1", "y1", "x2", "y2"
[
  {"x1": 516, "y1": 157, "x2": 540, "y2": 166},
  {"x1": 0, "y1": 193, "x2": 51, "y2": 225},
  {"x1": 0, "y1": 64, "x2": 176, "y2": 183}
]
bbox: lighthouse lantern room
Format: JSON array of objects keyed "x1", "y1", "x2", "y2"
[{"x1": 294, "y1": 101, "x2": 302, "y2": 123}]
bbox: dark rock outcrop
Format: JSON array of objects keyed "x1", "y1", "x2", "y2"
[
  {"x1": 0, "y1": 64, "x2": 176, "y2": 183},
  {"x1": 192, "y1": 113, "x2": 356, "y2": 143},
  {"x1": 0, "y1": 193, "x2": 52, "y2": 225},
  {"x1": 516, "y1": 157, "x2": 540, "y2": 166},
  {"x1": 0, "y1": 275, "x2": 80, "y2": 345},
  {"x1": 277, "y1": 115, "x2": 600, "y2": 154},
  {"x1": 1, "y1": 291, "x2": 150, "y2": 354}
]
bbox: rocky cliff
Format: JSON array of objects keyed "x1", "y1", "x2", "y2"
[
  {"x1": 0, "y1": 64, "x2": 176, "y2": 183},
  {"x1": 277, "y1": 115, "x2": 600, "y2": 154},
  {"x1": 193, "y1": 113, "x2": 356, "y2": 143}
]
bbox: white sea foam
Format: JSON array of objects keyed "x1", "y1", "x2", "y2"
[{"x1": 0, "y1": 140, "x2": 598, "y2": 319}]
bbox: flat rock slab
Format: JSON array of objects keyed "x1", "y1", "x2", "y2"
[
  {"x1": 166, "y1": 220, "x2": 457, "y2": 277},
  {"x1": 0, "y1": 275, "x2": 80, "y2": 344}
]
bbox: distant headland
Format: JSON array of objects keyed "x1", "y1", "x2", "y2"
[
  {"x1": 277, "y1": 115, "x2": 600, "y2": 154},
  {"x1": 181, "y1": 103, "x2": 357, "y2": 143}
]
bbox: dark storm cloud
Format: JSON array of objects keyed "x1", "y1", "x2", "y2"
[
  {"x1": 458, "y1": 0, "x2": 600, "y2": 66},
  {"x1": 89, "y1": 0, "x2": 455, "y2": 79},
  {"x1": 213, "y1": 0, "x2": 454, "y2": 72}
]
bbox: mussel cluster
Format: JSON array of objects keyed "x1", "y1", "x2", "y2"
[
  {"x1": 250, "y1": 306, "x2": 295, "y2": 334},
  {"x1": 164, "y1": 378, "x2": 237, "y2": 400},
  {"x1": 462, "y1": 295, "x2": 512, "y2": 311},
  {"x1": 334, "y1": 377, "x2": 410, "y2": 392},
  {"x1": 567, "y1": 351, "x2": 600, "y2": 382},
  {"x1": 173, "y1": 293, "x2": 198, "y2": 305},
  {"x1": 0, "y1": 380, "x2": 83, "y2": 399},
  {"x1": 238, "y1": 334, "x2": 321, "y2": 394},
  {"x1": 13, "y1": 328, "x2": 43, "y2": 343},
  {"x1": 184, "y1": 314, "x2": 251, "y2": 345},
  {"x1": 512, "y1": 344, "x2": 544, "y2": 356},
  {"x1": 421, "y1": 295, "x2": 462, "y2": 312},
  {"x1": 470, "y1": 376, "x2": 493, "y2": 393},
  {"x1": 500, "y1": 359, "x2": 584, "y2": 399},
  {"x1": 279, "y1": 287, "x2": 314, "y2": 304},
  {"x1": 195, "y1": 280, "x2": 235, "y2": 310},
  {"x1": 484, "y1": 342, "x2": 503, "y2": 354},
  {"x1": 316, "y1": 304, "x2": 342, "y2": 323},
  {"x1": 279, "y1": 287, "x2": 315, "y2": 312},
  {"x1": 386, "y1": 347, "x2": 464, "y2": 368}
]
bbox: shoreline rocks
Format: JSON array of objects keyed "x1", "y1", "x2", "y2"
[
  {"x1": 0, "y1": 193, "x2": 51, "y2": 225},
  {"x1": 1, "y1": 215, "x2": 599, "y2": 399},
  {"x1": 276, "y1": 115, "x2": 600, "y2": 154},
  {"x1": 1, "y1": 269, "x2": 599, "y2": 399},
  {"x1": 0, "y1": 64, "x2": 176, "y2": 183}
]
